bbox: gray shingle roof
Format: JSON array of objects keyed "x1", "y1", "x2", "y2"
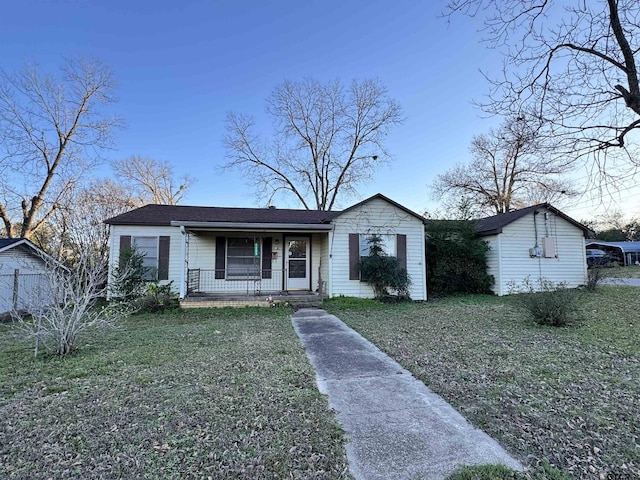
[
  {"x1": 474, "y1": 203, "x2": 590, "y2": 236},
  {"x1": 104, "y1": 204, "x2": 341, "y2": 226},
  {"x1": 104, "y1": 194, "x2": 428, "y2": 227},
  {"x1": 0, "y1": 238, "x2": 23, "y2": 249}
]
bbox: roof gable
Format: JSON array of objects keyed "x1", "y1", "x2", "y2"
[
  {"x1": 0, "y1": 238, "x2": 46, "y2": 256},
  {"x1": 0, "y1": 238, "x2": 24, "y2": 252},
  {"x1": 334, "y1": 193, "x2": 427, "y2": 224},
  {"x1": 474, "y1": 203, "x2": 590, "y2": 237}
]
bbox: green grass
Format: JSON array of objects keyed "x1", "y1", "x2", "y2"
[
  {"x1": 445, "y1": 461, "x2": 570, "y2": 480},
  {"x1": 599, "y1": 264, "x2": 640, "y2": 278},
  {"x1": 325, "y1": 287, "x2": 640, "y2": 480},
  {"x1": 0, "y1": 307, "x2": 351, "y2": 479},
  {"x1": 445, "y1": 464, "x2": 521, "y2": 480}
]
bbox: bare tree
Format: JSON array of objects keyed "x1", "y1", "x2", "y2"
[
  {"x1": 0, "y1": 58, "x2": 121, "y2": 239},
  {"x1": 432, "y1": 116, "x2": 576, "y2": 215},
  {"x1": 593, "y1": 210, "x2": 640, "y2": 241},
  {"x1": 40, "y1": 179, "x2": 138, "y2": 265},
  {"x1": 111, "y1": 155, "x2": 194, "y2": 205},
  {"x1": 223, "y1": 78, "x2": 403, "y2": 210},
  {"x1": 12, "y1": 239, "x2": 132, "y2": 356},
  {"x1": 444, "y1": 0, "x2": 640, "y2": 175}
]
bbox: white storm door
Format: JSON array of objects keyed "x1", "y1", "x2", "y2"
[{"x1": 286, "y1": 238, "x2": 310, "y2": 290}]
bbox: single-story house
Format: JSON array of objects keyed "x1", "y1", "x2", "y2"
[
  {"x1": 104, "y1": 193, "x2": 428, "y2": 306},
  {"x1": 475, "y1": 203, "x2": 590, "y2": 296},
  {"x1": 0, "y1": 238, "x2": 54, "y2": 314},
  {"x1": 585, "y1": 240, "x2": 640, "y2": 266}
]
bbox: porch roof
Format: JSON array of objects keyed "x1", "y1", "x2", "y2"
[{"x1": 171, "y1": 221, "x2": 333, "y2": 231}]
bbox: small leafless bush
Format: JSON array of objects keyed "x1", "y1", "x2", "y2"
[
  {"x1": 508, "y1": 277, "x2": 581, "y2": 327},
  {"x1": 585, "y1": 267, "x2": 606, "y2": 291},
  {"x1": 12, "y1": 248, "x2": 133, "y2": 356}
]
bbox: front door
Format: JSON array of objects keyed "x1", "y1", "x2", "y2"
[{"x1": 286, "y1": 237, "x2": 310, "y2": 290}]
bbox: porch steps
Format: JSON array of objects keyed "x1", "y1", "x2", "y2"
[{"x1": 181, "y1": 292, "x2": 324, "y2": 309}]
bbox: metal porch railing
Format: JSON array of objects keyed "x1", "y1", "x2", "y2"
[{"x1": 187, "y1": 269, "x2": 286, "y2": 296}]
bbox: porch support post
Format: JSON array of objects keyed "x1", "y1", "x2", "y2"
[
  {"x1": 327, "y1": 230, "x2": 334, "y2": 298},
  {"x1": 179, "y1": 226, "x2": 187, "y2": 299}
]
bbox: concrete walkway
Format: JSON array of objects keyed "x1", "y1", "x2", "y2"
[
  {"x1": 601, "y1": 277, "x2": 640, "y2": 286},
  {"x1": 292, "y1": 309, "x2": 523, "y2": 480}
]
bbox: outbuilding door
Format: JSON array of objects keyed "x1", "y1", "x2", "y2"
[{"x1": 285, "y1": 237, "x2": 310, "y2": 290}]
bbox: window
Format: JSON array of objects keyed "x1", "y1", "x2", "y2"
[
  {"x1": 133, "y1": 236, "x2": 158, "y2": 280},
  {"x1": 359, "y1": 234, "x2": 397, "y2": 257},
  {"x1": 120, "y1": 235, "x2": 169, "y2": 281},
  {"x1": 226, "y1": 237, "x2": 260, "y2": 279},
  {"x1": 349, "y1": 233, "x2": 406, "y2": 281}
]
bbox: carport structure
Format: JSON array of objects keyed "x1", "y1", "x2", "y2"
[{"x1": 585, "y1": 241, "x2": 640, "y2": 266}]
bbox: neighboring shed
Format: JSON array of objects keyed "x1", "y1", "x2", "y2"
[
  {"x1": 475, "y1": 204, "x2": 590, "y2": 296},
  {"x1": 585, "y1": 241, "x2": 640, "y2": 266},
  {"x1": 0, "y1": 238, "x2": 53, "y2": 314}
]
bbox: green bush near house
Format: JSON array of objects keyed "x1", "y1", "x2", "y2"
[
  {"x1": 358, "y1": 234, "x2": 411, "y2": 299},
  {"x1": 133, "y1": 281, "x2": 180, "y2": 313},
  {"x1": 426, "y1": 220, "x2": 494, "y2": 296},
  {"x1": 110, "y1": 245, "x2": 147, "y2": 301}
]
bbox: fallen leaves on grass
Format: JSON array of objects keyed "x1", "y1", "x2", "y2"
[
  {"x1": 0, "y1": 308, "x2": 351, "y2": 479},
  {"x1": 326, "y1": 289, "x2": 640, "y2": 479}
]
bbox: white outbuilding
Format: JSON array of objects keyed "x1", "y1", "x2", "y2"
[{"x1": 475, "y1": 203, "x2": 591, "y2": 296}]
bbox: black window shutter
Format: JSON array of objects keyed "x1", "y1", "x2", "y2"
[
  {"x1": 119, "y1": 235, "x2": 132, "y2": 265},
  {"x1": 262, "y1": 237, "x2": 272, "y2": 279},
  {"x1": 349, "y1": 234, "x2": 360, "y2": 280},
  {"x1": 158, "y1": 236, "x2": 170, "y2": 280},
  {"x1": 215, "y1": 236, "x2": 226, "y2": 279},
  {"x1": 397, "y1": 234, "x2": 407, "y2": 271}
]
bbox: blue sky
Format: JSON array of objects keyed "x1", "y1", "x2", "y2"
[{"x1": 1, "y1": 1, "x2": 632, "y2": 220}]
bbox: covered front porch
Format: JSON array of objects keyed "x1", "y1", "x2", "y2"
[{"x1": 174, "y1": 221, "x2": 332, "y2": 303}]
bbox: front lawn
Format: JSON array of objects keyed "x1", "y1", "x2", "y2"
[
  {"x1": 0, "y1": 308, "x2": 351, "y2": 479},
  {"x1": 325, "y1": 287, "x2": 640, "y2": 479}
]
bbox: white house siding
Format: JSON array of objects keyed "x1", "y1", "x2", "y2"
[
  {"x1": 0, "y1": 247, "x2": 46, "y2": 274},
  {"x1": 270, "y1": 234, "x2": 284, "y2": 281},
  {"x1": 186, "y1": 232, "x2": 216, "y2": 272},
  {"x1": 330, "y1": 197, "x2": 427, "y2": 300},
  {"x1": 109, "y1": 227, "x2": 334, "y2": 296},
  {"x1": 0, "y1": 247, "x2": 52, "y2": 313},
  {"x1": 482, "y1": 235, "x2": 501, "y2": 295},
  {"x1": 108, "y1": 225, "x2": 183, "y2": 291},
  {"x1": 310, "y1": 234, "x2": 323, "y2": 292},
  {"x1": 319, "y1": 233, "x2": 330, "y2": 294},
  {"x1": 490, "y1": 210, "x2": 587, "y2": 295}
]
